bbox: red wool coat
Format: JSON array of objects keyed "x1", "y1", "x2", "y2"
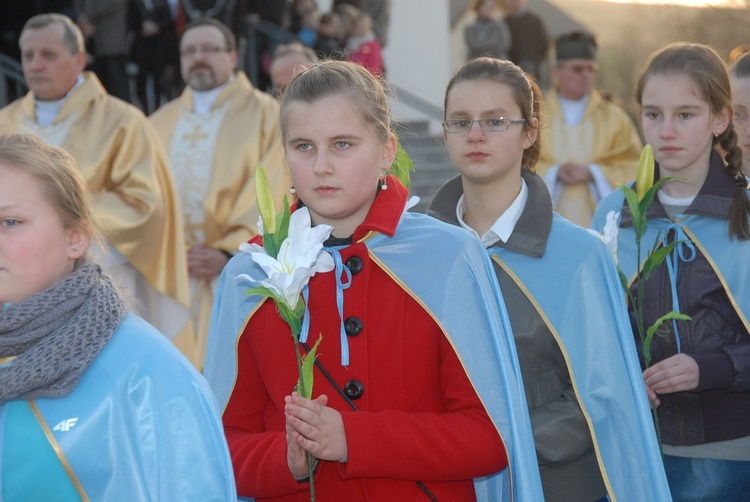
[{"x1": 222, "y1": 182, "x2": 507, "y2": 501}]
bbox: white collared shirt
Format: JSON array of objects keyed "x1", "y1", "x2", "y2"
[
  {"x1": 457, "y1": 178, "x2": 528, "y2": 247},
  {"x1": 34, "y1": 74, "x2": 85, "y2": 126},
  {"x1": 191, "y1": 75, "x2": 234, "y2": 115},
  {"x1": 558, "y1": 92, "x2": 590, "y2": 126}
]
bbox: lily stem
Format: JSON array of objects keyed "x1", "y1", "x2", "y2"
[{"x1": 292, "y1": 328, "x2": 316, "y2": 501}]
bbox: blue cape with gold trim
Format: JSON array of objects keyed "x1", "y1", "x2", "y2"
[
  {"x1": 490, "y1": 213, "x2": 671, "y2": 501},
  {"x1": 594, "y1": 191, "x2": 750, "y2": 334},
  {"x1": 204, "y1": 210, "x2": 544, "y2": 502},
  {"x1": 0, "y1": 314, "x2": 236, "y2": 501}
]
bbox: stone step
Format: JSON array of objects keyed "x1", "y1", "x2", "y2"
[{"x1": 399, "y1": 132, "x2": 457, "y2": 213}]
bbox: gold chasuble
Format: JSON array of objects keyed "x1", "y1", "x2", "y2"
[
  {"x1": 0, "y1": 72, "x2": 194, "y2": 358},
  {"x1": 537, "y1": 90, "x2": 642, "y2": 227},
  {"x1": 150, "y1": 71, "x2": 290, "y2": 366}
]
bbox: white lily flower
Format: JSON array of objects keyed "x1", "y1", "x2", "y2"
[
  {"x1": 602, "y1": 211, "x2": 620, "y2": 266},
  {"x1": 586, "y1": 211, "x2": 620, "y2": 266},
  {"x1": 238, "y1": 207, "x2": 335, "y2": 310}
]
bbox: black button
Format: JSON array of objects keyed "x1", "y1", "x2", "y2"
[
  {"x1": 345, "y1": 256, "x2": 363, "y2": 275},
  {"x1": 344, "y1": 316, "x2": 363, "y2": 337},
  {"x1": 344, "y1": 380, "x2": 364, "y2": 400}
]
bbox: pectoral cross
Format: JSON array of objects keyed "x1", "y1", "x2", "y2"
[{"x1": 182, "y1": 124, "x2": 208, "y2": 148}]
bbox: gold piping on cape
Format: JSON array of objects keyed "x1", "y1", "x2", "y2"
[
  {"x1": 368, "y1": 248, "x2": 516, "y2": 500},
  {"x1": 683, "y1": 226, "x2": 750, "y2": 334},
  {"x1": 492, "y1": 254, "x2": 617, "y2": 502},
  {"x1": 28, "y1": 400, "x2": 90, "y2": 502},
  {"x1": 224, "y1": 298, "x2": 267, "y2": 415}
]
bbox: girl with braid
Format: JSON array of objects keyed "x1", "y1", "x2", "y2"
[{"x1": 593, "y1": 43, "x2": 750, "y2": 501}]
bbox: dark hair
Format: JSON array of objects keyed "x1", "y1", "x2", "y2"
[
  {"x1": 183, "y1": 17, "x2": 237, "y2": 52},
  {"x1": 443, "y1": 57, "x2": 543, "y2": 170},
  {"x1": 280, "y1": 60, "x2": 391, "y2": 144},
  {"x1": 555, "y1": 30, "x2": 597, "y2": 63},
  {"x1": 22, "y1": 13, "x2": 84, "y2": 55},
  {"x1": 636, "y1": 42, "x2": 750, "y2": 240},
  {"x1": 730, "y1": 51, "x2": 750, "y2": 79}
]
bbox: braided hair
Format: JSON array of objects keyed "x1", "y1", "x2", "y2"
[{"x1": 636, "y1": 42, "x2": 750, "y2": 240}]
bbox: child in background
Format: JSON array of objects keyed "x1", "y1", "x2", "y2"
[
  {"x1": 314, "y1": 12, "x2": 345, "y2": 60},
  {"x1": 297, "y1": 9, "x2": 319, "y2": 47},
  {"x1": 593, "y1": 42, "x2": 750, "y2": 502},
  {"x1": 345, "y1": 12, "x2": 383, "y2": 77},
  {"x1": 465, "y1": 0, "x2": 512, "y2": 61}
]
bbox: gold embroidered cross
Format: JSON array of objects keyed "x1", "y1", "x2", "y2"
[{"x1": 182, "y1": 124, "x2": 208, "y2": 148}]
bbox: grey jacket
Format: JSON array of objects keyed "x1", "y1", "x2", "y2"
[{"x1": 428, "y1": 170, "x2": 606, "y2": 502}]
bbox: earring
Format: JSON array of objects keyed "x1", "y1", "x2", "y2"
[
  {"x1": 73, "y1": 247, "x2": 78, "y2": 252},
  {"x1": 290, "y1": 185, "x2": 296, "y2": 194},
  {"x1": 380, "y1": 175, "x2": 388, "y2": 191}
]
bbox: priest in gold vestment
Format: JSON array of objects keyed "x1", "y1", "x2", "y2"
[
  {"x1": 150, "y1": 18, "x2": 290, "y2": 367},
  {"x1": 537, "y1": 31, "x2": 641, "y2": 227},
  {"x1": 0, "y1": 14, "x2": 194, "y2": 358}
]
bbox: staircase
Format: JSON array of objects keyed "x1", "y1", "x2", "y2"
[{"x1": 396, "y1": 121, "x2": 457, "y2": 214}]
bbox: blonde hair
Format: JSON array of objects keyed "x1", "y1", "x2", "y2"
[
  {"x1": 279, "y1": 60, "x2": 391, "y2": 145},
  {"x1": 0, "y1": 133, "x2": 103, "y2": 255}
]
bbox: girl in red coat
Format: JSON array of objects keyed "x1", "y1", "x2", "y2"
[{"x1": 205, "y1": 60, "x2": 542, "y2": 501}]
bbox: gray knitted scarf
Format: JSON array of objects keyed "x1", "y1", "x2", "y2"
[{"x1": 0, "y1": 260, "x2": 126, "y2": 404}]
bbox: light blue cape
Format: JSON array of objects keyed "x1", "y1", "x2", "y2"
[
  {"x1": 594, "y1": 191, "x2": 750, "y2": 339},
  {"x1": 0, "y1": 314, "x2": 236, "y2": 501},
  {"x1": 205, "y1": 210, "x2": 544, "y2": 501},
  {"x1": 490, "y1": 214, "x2": 671, "y2": 501}
]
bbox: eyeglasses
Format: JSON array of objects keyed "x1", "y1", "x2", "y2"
[
  {"x1": 443, "y1": 117, "x2": 527, "y2": 133},
  {"x1": 180, "y1": 45, "x2": 231, "y2": 58},
  {"x1": 561, "y1": 63, "x2": 599, "y2": 75}
]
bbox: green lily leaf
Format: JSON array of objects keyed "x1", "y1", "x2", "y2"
[
  {"x1": 642, "y1": 241, "x2": 679, "y2": 281},
  {"x1": 618, "y1": 269, "x2": 630, "y2": 293},
  {"x1": 277, "y1": 196, "x2": 292, "y2": 245},
  {"x1": 297, "y1": 334, "x2": 323, "y2": 399},
  {"x1": 644, "y1": 311, "x2": 692, "y2": 367},
  {"x1": 244, "y1": 286, "x2": 275, "y2": 299},
  {"x1": 638, "y1": 177, "x2": 675, "y2": 216},
  {"x1": 391, "y1": 131, "x2": 414, "y2": 190},
  {"x1": 278, "y1": 300, "x2": 302, "y2": 335},
  {"x1": 245, "y1": 287, "x2": 302, "y2": 334},
  {"x1": 622, "y1": 185, "x2": 645, "y2": 240},
  {"x1": 263, "y1": 232, "x2": 279, "y2": 260}
]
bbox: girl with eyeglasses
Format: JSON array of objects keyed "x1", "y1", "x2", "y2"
[{"x1": 429, "y1": 56, "x2": 670, "y2": 502}]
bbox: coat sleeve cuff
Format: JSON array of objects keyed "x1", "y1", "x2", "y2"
[{"x1": 692, "y1": 352, "x2": 734, "y2": 392}]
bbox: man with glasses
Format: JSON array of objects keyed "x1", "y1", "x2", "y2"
[
  {"x1": 150, "y1": 17, "x2": 289, "y2": 368},
  {"x1": 538, "y1": 31, "x2": 641, "y2": 227},
  {"x1": 0, "y1": 13, "x2": 195, "y2": 360}
]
